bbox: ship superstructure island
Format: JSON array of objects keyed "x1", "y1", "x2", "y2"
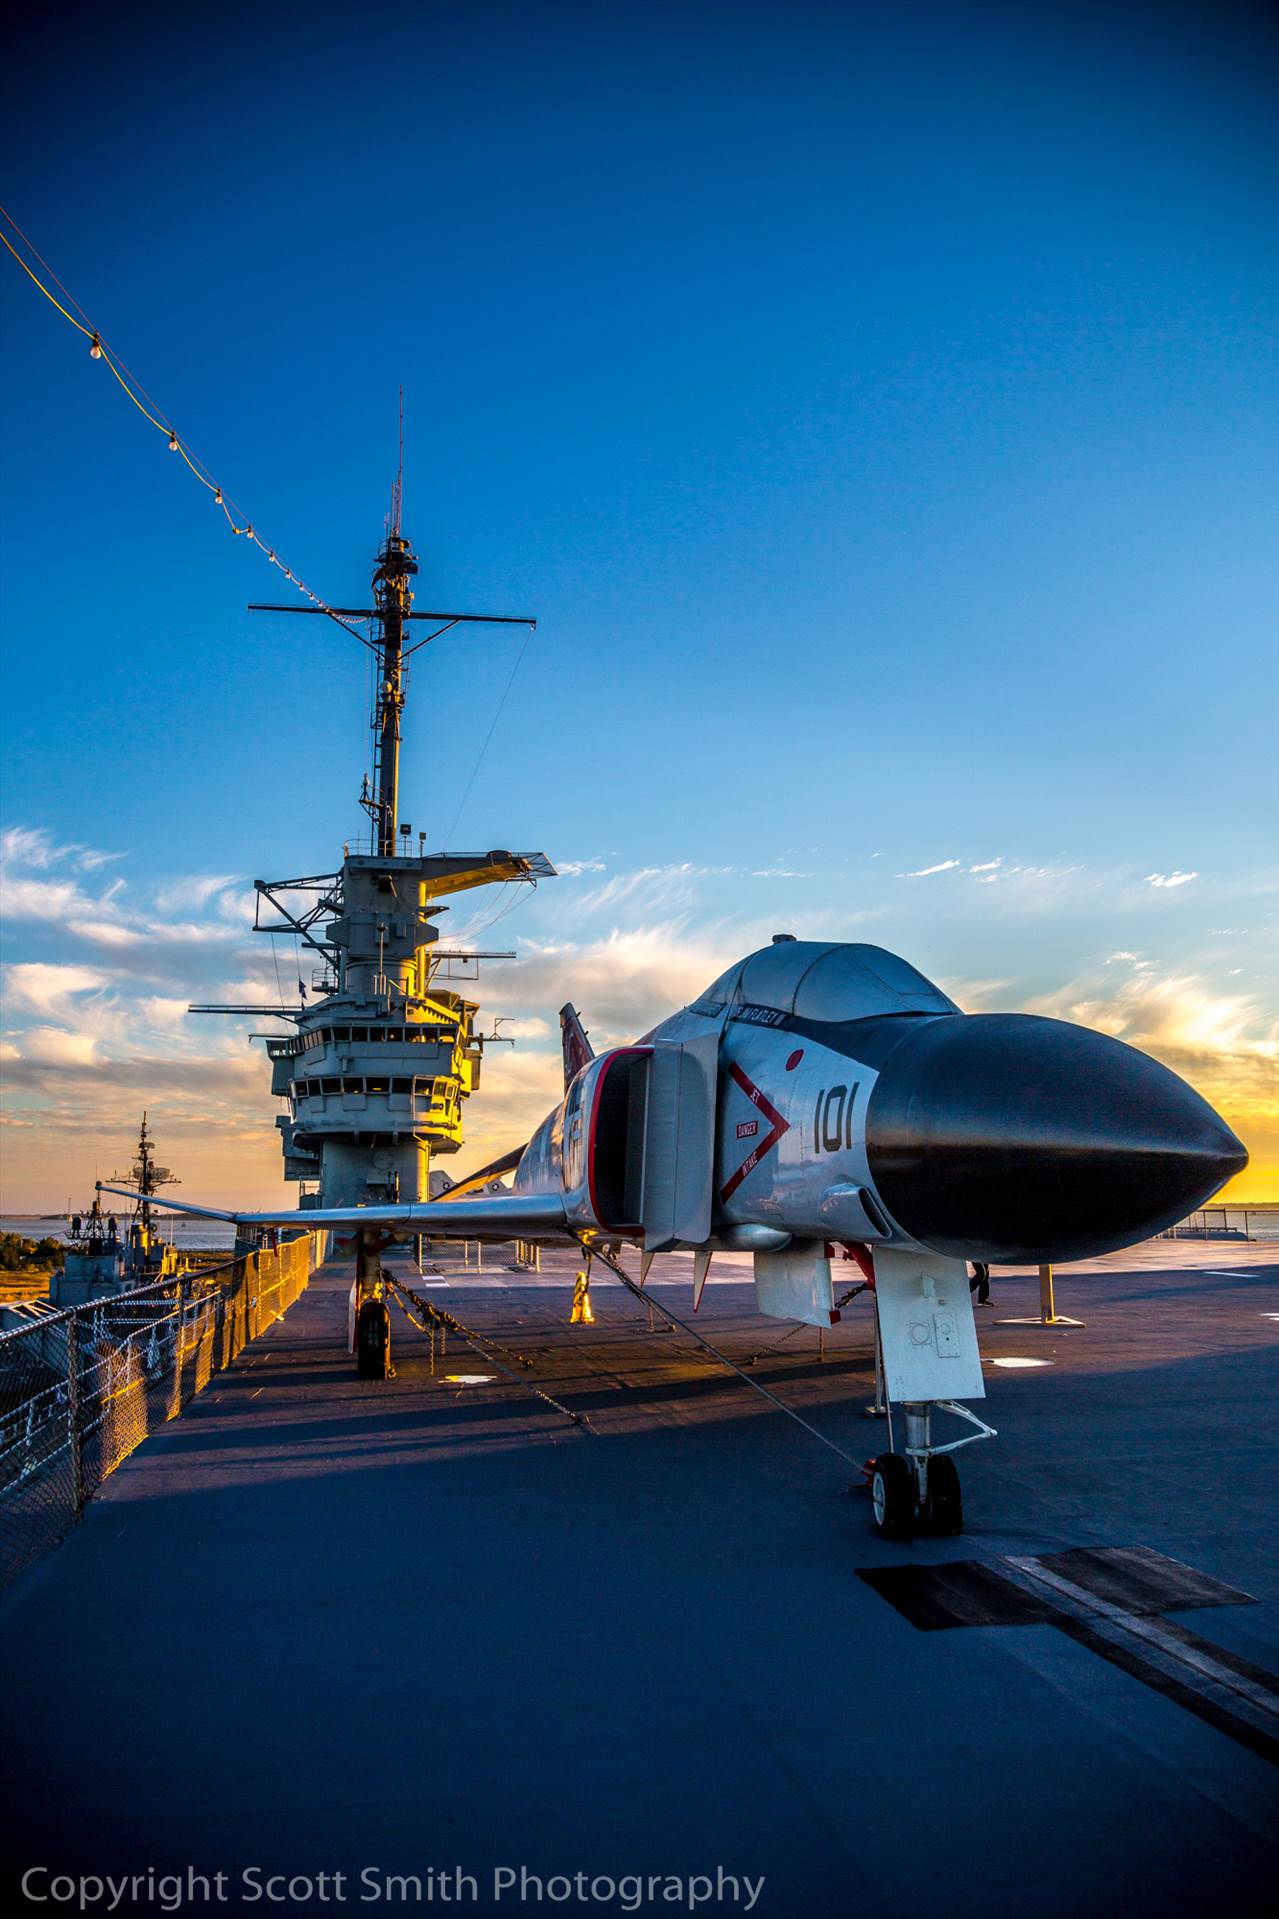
[{"x1": 192, "y1": 494, "x2": 553, "y2": 1372}]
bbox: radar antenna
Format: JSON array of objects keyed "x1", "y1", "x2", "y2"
[
  {"x1": 104, "y1": 1113, "x2": 179, "y2": 1235},
  {"x1": 247, "y1": 399, "x2": 534, "y2": 858}
]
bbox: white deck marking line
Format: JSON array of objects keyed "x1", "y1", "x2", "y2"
[
  {"x1": 1004, "y1": 1556, "x2": 1279, "y2": 1725},
  {"x1": 1204, "y1": 1271, "x2": 1261, "y2": 1279}
]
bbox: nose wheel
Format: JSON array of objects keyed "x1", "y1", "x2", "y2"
[
  {"x1": 923, "y1": 1453, "x2": 963, "y2": 1535},
  {"x1": 867, "y1": 1400, "x2": 993, "y2": 1539},
  {"x1": 869, "y1": 1451, "x2": 963, "y2": 1538},
  {"x1": 870, "y1": 1453, "x2": 916, "y2": 1539}
]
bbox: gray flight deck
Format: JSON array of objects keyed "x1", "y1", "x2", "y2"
[{"x1": 2, "y1": 1240, "x2": 1277, "y2": 1916}]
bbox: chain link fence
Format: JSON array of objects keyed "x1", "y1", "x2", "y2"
[{"x1": 0, "y1": 1233, "x2": 323, "y2": 1593}]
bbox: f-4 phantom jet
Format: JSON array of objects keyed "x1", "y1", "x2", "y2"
[{"x1": 102, "y1": 936, "x2": 1245, "y2": 1539}]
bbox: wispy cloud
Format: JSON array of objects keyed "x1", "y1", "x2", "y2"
[
  {"x1": 486, "y1": 923, "x2": 734, "y2": 1045},
  {"x1": 937, "y1": 976, "x2": 1015, "y2": 1011},
  {"x1": 1, "y1": 827, "x2": 245, "y2": 949},
  {"x1": 1144, "y1": 870, "x2": 1199, "y2": 889},
  {"x1": 153, "y1": 874, "x2": 243, "y2": 912},
  {"x1": 3, "y1": 962, "x2": 112, "y2": 1022},
  {"x1": 0, "y1": 826, "x2": 124, "y2": 874},
  {"x1": 899, "y1": 858, "x2": 961, "y2": 879},
  {"x1": 574, "y1": 863, "x2": 732, "y2": 917},
  {"x1": 66, "y1": 919, "x2": 147, "y2": 949}
]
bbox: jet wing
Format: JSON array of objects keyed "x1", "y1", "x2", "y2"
[{"x1": 95, "y1": 1183, "x2": 568, "y2": 1242}]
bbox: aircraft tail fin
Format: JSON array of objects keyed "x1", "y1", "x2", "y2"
[{"x1": 560, "y1": 1003, "x2": 595, "y2": 1087}]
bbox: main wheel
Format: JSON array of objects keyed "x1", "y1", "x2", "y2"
[
  {"x1": 870, "y1": 1452, "x2": 916, "y2": 1540},
  {"x1": 923, "y1": 1454, "x2": 963, "y2": 1535},
  {"x1": 355, "y1": 1298, "x2": 392, "y2": 1379}
]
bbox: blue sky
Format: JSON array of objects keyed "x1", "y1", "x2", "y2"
[{"x1": 1, "y1": 0, "x2": 1276, "y2": 1205}]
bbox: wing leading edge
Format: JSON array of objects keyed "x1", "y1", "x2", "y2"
[{"x1": 95, "y1": 1183, "x2": 568, "y2": 1242}]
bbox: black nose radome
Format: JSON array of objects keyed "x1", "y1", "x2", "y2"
[{"x1": 865, "y1": 1013, "x2": 1247, "y2": 1264}]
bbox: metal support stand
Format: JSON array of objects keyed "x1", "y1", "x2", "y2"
[
  {"x1": 997, "y1": 1263, "x2": 1085, "y2": 1328},
  {"x1": 903, "y1": 1402, "x2": 932, "y2": 1503},
  {"x1": 863, "y1": 1296, "x2": 887, "y2": 1419}
]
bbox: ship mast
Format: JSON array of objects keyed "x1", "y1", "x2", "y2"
[
  {"x1": 187, "y1": 429, "x2": 554, "y2": 1375},
  {"x1": 247, "y1": 404, "x2": 533, "y2": 852},
  {"x1": 104, "y1": 1113, "x2": 178, "y2": 1237}
]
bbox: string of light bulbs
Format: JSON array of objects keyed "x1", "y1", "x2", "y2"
[{"x1": 0, "y1": 206, "x2": 364, "y2": 636}]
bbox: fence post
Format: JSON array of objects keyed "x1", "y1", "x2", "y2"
[
  {"x1": 173, "y1": 1277, "x2": 189, "y2": 1416},
  {"x1": 66, "y1": 1311, "x2": 83, "y2": 1516}
]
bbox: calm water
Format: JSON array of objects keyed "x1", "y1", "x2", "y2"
[{"x1": 1, "y1": 1215, "x2": 238, "y2": 1251}]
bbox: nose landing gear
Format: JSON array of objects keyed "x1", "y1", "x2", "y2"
[
  {"x1": 868, "y1": 1400, "x2": 993, "y2": 1539},
  {"x1": 864, "y1": 1252, "x2": 996, "y2": 1541}
]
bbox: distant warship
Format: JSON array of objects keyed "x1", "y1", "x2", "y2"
[{"x1": 53, "y1": 1114, "x2": 185, "y2": 1306}]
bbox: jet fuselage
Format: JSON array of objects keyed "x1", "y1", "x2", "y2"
[{"x1": 513, "y1": 939, "x2": 1245, "y2": 1265}]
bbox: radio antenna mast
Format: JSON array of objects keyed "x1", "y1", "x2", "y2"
[
  {"x1": 246, "y1": 399, "x2": 534, "y2": 857},
  {"x1": 391, "y1": 386, "x2": 404, "y2": 538}
]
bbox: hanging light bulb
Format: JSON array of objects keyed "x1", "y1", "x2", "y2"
[
  {"x1": 168, "y1": 431, "x2": 178, "y2": 452},
  {"x1": 214, "y1": 487, "x2": 222, "y2": 504},
  {"x1": 89, "y1": 332, "x2": 102, "y2": 360}
]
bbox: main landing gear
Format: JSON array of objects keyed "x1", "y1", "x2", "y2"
[
  {"x1": 349, "y1": 1229, "x2": 395, "y2": 1379},
  {"x1": 355, "y1": 1294, "x2": 393, "y2": 1378},
  {"x1": 868, "y1": 1399, "x2": 992, "y2": 1540}
]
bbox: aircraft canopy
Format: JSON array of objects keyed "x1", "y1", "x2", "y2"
[{"x1": 694, "y1": 941, "x2": 959, "y2": 1024}]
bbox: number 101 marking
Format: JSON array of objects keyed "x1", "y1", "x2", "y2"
[{"x1": 814, "y1": 1082, "x2": 859, "y2": 1154}]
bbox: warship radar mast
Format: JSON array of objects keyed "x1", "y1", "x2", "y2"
[
  {"x1": 104, "y1": 1111, "x2": 179, "y2": 1238},
  {"x1": 192, "y1": 482, "x2": 553, "y2": 1374}
]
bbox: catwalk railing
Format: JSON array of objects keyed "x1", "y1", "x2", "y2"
[
  {"x1": 0, "y1": 1233, "x2": 324, "y2": 1592},
  {"x1": 1159, "y1": 1206, "x2": 1266, "y2": 1241}
]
